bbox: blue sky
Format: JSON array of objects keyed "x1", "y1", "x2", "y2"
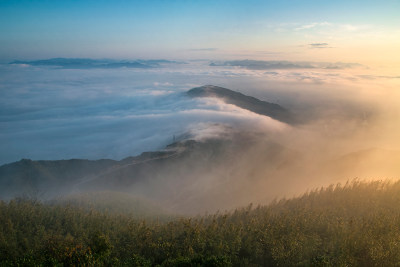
[{"x1": 0, "y1": 0, "x2": 400, "y2": 64}]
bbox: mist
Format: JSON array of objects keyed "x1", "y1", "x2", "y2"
[{"x1": 1, "y1": 60, "x2": 399, "y2": 214}]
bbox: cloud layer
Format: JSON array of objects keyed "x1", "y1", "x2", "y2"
[
  {"x1": 1, "y1": 60, "x2": 398, "y2": 166},
  {"x1": 0, "y1": 63, "x2": 287, "y2": 165}
]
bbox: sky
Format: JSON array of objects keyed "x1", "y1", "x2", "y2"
[{"x1": 1, "y1": 0, "x2": 400, "y2": 68}]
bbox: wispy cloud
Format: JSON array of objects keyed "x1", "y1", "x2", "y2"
[
  {"x1": 308, "y1": 43, "x2": 332, "y2": 49},
  {"x1": 285, "y1": 22, "x2": 379, "y2": 37},
  {"x1": 340, "y1": 24, "x2": 367, "y2": 32},
  {"x1": 295, "y1": 22, "x2": 331, "y2": 31}
]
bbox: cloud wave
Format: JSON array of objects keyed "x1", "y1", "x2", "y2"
[{"x1": 0, "y1": 64, "x2": 287, "y2": 165}]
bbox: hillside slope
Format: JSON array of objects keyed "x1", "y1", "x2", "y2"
[
  {"x1": 187, "y1": 85, "x2": 296, "y2": 123},
  {"x1": 2, "y1": 180, "x2": 400, "y2": 266}
]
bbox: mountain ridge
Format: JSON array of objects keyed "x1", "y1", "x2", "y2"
[
  {"x1": 9, "y1": 58, "x2": 181, "y2": 69},
  {"x1": 187, "y1": 85, "x2": 296, "y2": 124}
]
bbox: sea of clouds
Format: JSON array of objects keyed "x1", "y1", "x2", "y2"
[
  {"x1": 0, "y1": 61, "x2": 283, "y2": 164},
  {"x1": 1, "y1": 60, "x2": 398, "y2": 165}
]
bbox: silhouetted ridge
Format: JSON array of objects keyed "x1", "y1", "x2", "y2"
[
  {"x1": 0, "y1": 158, "x2": 117, "y2": 199},
  {"x1": 187, "y1": 85, "x2": 295, "y2": 123},
  {"x1": 9, "y1": 58, "x2": 181, "y2": 69}
]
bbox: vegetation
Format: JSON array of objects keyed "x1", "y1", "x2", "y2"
[
  {"x1": 1, "y1": 180, "x2": 400, "y2": 266},
  {"x1": 52, "y1": 191, "x2": 169, "y2": 219}
]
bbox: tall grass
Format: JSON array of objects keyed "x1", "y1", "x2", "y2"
[{"x1": 1, "y1": 179, "x2": 400, "y2": 266}]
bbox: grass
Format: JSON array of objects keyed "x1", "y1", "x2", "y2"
[{"x1": 1, "y1": 179, "x2": 400, "y2": 266}]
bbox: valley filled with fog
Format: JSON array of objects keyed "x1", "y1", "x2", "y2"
[{"x1": 1, "y1": 60, "x2": 399, "y2": 214}]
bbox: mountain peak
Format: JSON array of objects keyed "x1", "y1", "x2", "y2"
[{"x1": 187, "y1": 85, "x2": 296, "y2": 124}]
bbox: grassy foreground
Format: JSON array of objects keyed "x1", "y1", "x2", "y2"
[{"x1": 1, "y1": 180, "x2": 400, "y2": 266}]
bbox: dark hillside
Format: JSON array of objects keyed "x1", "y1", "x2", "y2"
[
  {"x1": 0, "y1": 159, "x2": 117, "y2": 199},
  {"x1": 187, "y1": 85, "x2": 296, "y2": 124}
]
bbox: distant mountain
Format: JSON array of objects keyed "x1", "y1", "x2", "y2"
[
  {"x1": 187, "y1": 85, "x2": 296, "y2": 124},
  {"x1": 209, "y1": 60, "x2": 364, "y2": 70},
  {"x1": 9, "y1": 58, "x2": 181, "y2": 69},
  {"x1": 0, "y1": 158, "x2": 116, "y2": 199},
  {"x1": 0, "y1": 140, "x2": 193, "y2": 199},
  {"x1": 0, "y1": 138, "x2": 234, "y2": 196},
  {"x1": 0, "y1": 132, "x2": 296, "y2": 213}
]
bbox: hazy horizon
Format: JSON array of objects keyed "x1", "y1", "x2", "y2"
[{"x1": 1, "y1": 1, "x2": 399, "y2": 67}]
